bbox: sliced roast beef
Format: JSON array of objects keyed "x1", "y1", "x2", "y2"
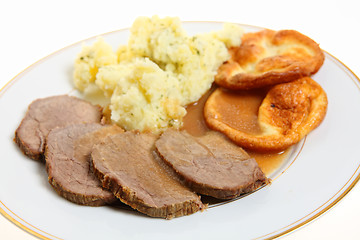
[
  {"x1": 155, "y1": 129, "x2": 268, "y2": 199},
  {"x1": 91, "y1": 131, "x2": 205, "y2": 219},
  {"x1": 15, "y1": 95, "x2": 102, "y2": 161},
  {"x1": 45, "y1": 123, "x2": 122, "y2": 206}
]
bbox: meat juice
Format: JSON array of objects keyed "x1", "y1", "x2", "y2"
[{"x1": 182, "y1": 86, "x2": 290, "y2": 176}]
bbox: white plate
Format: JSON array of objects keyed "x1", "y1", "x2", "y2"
[{"x1": 1, "y1": 22, "x2": 359, "y2": 240}]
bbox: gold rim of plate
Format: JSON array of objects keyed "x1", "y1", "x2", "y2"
[{"x1": 1, "y1": 21, "x2": 360, "y2": 240}]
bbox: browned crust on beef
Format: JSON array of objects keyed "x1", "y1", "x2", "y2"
[
  {"x1": 14, "y1": 95, "x2": 103, "y2": 162},
  {"x1": 14, "y1": 131, "x2": 44, "y2": 161},
  {"x1": 171, "y1": 166, "x2": 268, "y2": 199},
  {"x1": 156, "y1": 148, "x2": 268, "y2": 199},
  {"x1": 91, "y1": 132, "x2": 205, "y2": 219},
  {"x1": 155, "y1": 130, "x2": 269, "y2": 199},
  {"x1": 92, "y1": 165, "x2": 204, "y2": 218},
  {"x1": 47, "y1": 176, "x2": 116, "y2": 206},
  {"x1": 45, "y1": 123, "x2": 118, "y2": 206}
]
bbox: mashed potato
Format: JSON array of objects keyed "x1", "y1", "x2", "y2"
[
  {"x1": 73, "y1": 38, "x2": 117, "y2": 91},
  {"x1": 73, "y1": 16, "x2": 243, "y2": 133}
]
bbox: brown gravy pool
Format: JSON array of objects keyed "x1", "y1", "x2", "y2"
[
  {"x1": 181, "y1": 86, "x2": 290, "y2": 176},
  {"x1": 211, "y1": 88, "x2": 266, "y2": 135}
]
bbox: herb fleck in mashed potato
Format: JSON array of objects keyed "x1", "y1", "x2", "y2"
[{"x1": 73, "y1": 16, "x2": 243, "y2": 132}]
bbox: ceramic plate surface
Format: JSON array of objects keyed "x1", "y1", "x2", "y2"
[{"x1": 1, "y1": 22, "x2": 359, "y2": 240}]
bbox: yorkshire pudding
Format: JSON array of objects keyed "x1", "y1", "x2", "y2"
[
  {"x1": 215, "y1": 29, "x2": 324, "y2": 90},
  {"x1": 204, "y1": 77, "x2": 327, "y2": 152}
]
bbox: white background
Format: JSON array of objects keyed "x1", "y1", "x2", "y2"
[{"x1": 1, "y1": 0, "x2": 359, "y2": 239}]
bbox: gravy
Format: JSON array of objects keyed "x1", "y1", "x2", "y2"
[
  {"x1": 182, "y1": 86, "x2": 289, "y2": 176},
  {"x1": 182, "y1": 88, "x2": 213, "y2": 137},
  {"x1": 210, "y1": 88, "x2": 266, "y2": 135}
]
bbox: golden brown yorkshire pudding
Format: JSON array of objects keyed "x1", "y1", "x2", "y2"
[
  {"x1": 204, "y1": 77, "x2": 327, "y2": 152},
  {"x1": 215, "y1": 29, "x2": 325, "y2": 90}
]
